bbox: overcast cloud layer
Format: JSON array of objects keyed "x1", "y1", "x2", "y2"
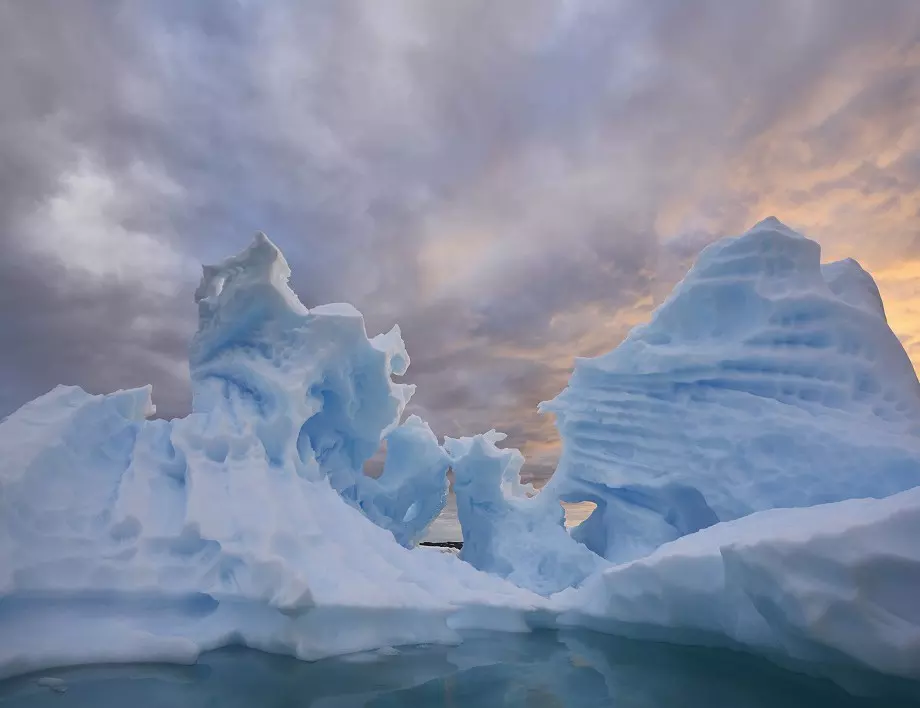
[{"x1": 2, "y1": 1, "x2": 919, "y2": 479}]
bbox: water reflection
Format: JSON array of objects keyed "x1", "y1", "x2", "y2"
[{"x1": 1, "y1": 630, "x2": 917, "y2": 707}]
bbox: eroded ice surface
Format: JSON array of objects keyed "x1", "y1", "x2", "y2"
[
  {"x1": 446, "y1": 431, "x2": 607, "y2": 595},
  {"x1": 540, "y1": 217, "x2": 920, "y2": 563},
  {"x1": 0, "y1": 235, "x2": 543, "y2": 679},
  {"x1": 3, "y1": 220, "x2": 920, "y2": 691}
]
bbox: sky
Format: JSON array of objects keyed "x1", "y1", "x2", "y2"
[{"x1": 1, "y1": 1, "x2": 919, "y2": 481}]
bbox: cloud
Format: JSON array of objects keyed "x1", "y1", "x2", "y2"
[
  {"x1": 23, "y1": 155, "x2": 194, "y2": 284},
  {"x1": 1, "y1": 1, "x2": 919, "y2": 479}
]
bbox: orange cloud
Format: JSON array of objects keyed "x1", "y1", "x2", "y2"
[{"x1": 873, "y1": 261, "x2": 920, "y2": 375}]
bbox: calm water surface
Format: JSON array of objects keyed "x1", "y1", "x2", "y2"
[{"x1": 1, "y1": 630, "x2": 917, "y2": 708}]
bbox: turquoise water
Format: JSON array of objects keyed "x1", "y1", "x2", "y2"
[{"x1": 1, "y1": 631, "x2": 917, "y2": 707}]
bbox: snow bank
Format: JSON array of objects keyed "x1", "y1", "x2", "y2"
[{"x1": 541, "y1": 217, "x2": 920, "y2": 563}]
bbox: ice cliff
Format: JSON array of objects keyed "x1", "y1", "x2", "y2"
[{"x1": 2, "y1": 219, "x2": 920, "y2": 690}]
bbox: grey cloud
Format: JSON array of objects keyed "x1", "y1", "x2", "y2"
[
  {"x1": 0, "y1": 1, "x2": 194, "y2": 417},
  {"x1": 0, "y1": 250, "x2": 194, "y2": 419},
  {"x1": 1, "y1": 1, "x2": 919, "y2": 482},
  {"x1": 470, "y1": 234, "x2": 656, "y2": 346}
]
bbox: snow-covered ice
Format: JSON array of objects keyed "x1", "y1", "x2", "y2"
[{"x1": 2, "y1": 219, "x2": 920, "y2": 691}]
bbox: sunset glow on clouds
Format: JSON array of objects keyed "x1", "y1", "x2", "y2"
[{"x1": 1, "y1": 1, "x2": 918, "y2": 479}]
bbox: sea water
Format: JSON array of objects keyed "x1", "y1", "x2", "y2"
[{"x1": 1, "y1": 630, "x2": 917, "y2": 708}]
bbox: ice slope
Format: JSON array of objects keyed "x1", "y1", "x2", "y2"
[
  {"x1": 0, "y1": 234, "x2": 544, "y2": 679},
  {"x1": 446, "y1": 431, "x2": 607, "y2": 595},
  {"x1": 555, "y1": 484, "x2": 920, "y2": 686},
  {"x1": 541, "y1": 217, "x2": 920, "y2": 564}
]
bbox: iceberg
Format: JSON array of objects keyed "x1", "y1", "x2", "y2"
[
  {"x1": 2, "y1": 219, "x2": 920, "y2": 692},
  {"x1": 188, "y1": 232, "x2": 447, "y2": 548},
  {"x1": 0, "y1": 234, "x2": 542, "y2": 679},
  {"x1": 540, "y1": 217, "x2": 920, "y2": 564}
]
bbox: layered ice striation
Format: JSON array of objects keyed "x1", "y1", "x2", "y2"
[{"x1": 541, "y1": 217, "x2": 920, "y2": 564}]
